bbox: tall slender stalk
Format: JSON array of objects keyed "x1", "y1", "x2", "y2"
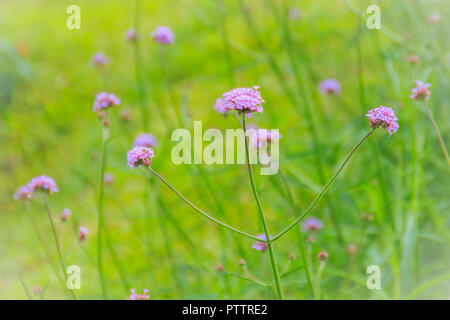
[
  {"x1": 242, "y1": 115, "x2": 283, "y2": 300},
  {"x1": 273, "y1": 128, "x2": 375, "y2": 241},
  {"x1": 42, "y1": 193, "x2": 76, "y2": 300},
  {"x1": 423, "y1": 100, "x2": 450, "y2": 165},
  {"x1": 97, "y1": 127, "x2": 109, "y2": 299}
]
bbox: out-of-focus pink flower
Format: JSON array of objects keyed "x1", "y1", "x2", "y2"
[
  {"x1": 347, "y1": 244, "x2": 358, "y2": 255},
  {"x1": 249, "y1": 129, "x2": 282, "y2": 148},
  {"x1": 214, "y1": 98, "x2": 227, "y2": 115},
  {"x1": 222, "y1": 86, "x2": 264, "y2": 117},
  {"x1": 318, "y1": 251, "x2": 329, "y2": 261},
  {"x1": 78, "y1": 227, "x2": 88, "y2": 242},
  {"x1": 408, "y1": 55, "x2": 420, "y2": 64},
  {"x1": 289, "y1": 7, "x2": 302, "y2": 20},
  {"x1": 28, "y1": 175, "x2": 59, "y2": 195},
  {"x1": 14, "y1": 185, "x2": 32, "y2": 200},
  {"x1": 32, "y1": 285, "x2": 42, "y2": 296},
  {"x1": 428, "y1": 13, "x2": 440, "y2": 24},
  {"x1": 120, "y1": 108, "x2": 131, "y2": 122},
  {"x1": 303, "y1": 217, "x2": 323, "y2": 232},
  {"x1": 252, "y1": 234, "x2": 269, "y2": 252},
  {"x1": 410, "y1": 80, "x2": 431, "y2": 101},
  {"x1": 319, "y1": 78, "x2": 341, "y2": 95},
  {"x1": 104, "y1": 173, "x2": 114, "y2": 185},
  {"x1": 151, "y1": 26, "x2": 174, "y2": 45},
  {"x1": 91, "y1": 52, "x2": 109, "y2": 67},
  {"x1": 133, "y1": 134, "x2": 157, "y2": 148},
  {"x1": 127, "y1": 146, "x2": 155, "y2": 168},
  {"x1": 366, "y1": 106, "x2": 399, "y2": 135},
  {"x1": 93, "y1": 92, "x2": 121, "y2": 112},
  {"x1": 125, "y1": 28, "x2": 138, "y2": 42},
  {"x1": 61, "y1": 208, "x2": 72, "y2": 221},
  {"x1": 128, "y1": 288, "x2": 150, "y2": 300}
]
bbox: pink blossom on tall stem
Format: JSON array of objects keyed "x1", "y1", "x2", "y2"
[
  {"x1": 133, "y1": 134, "x2": 157, "y2": 148},
  {"x1": 61, "y1": 208, "x2": 72, "y2": 221},
  {"x1": 103, "y1": 173, "x2": 114, "y2": 185},
  {"x1": 127, "y1": 146, "x2": 155, "y2": 168},
  {"x1": 319, "y1": 78, "x2": 341, "y2": 95},
  {"x1": 214, "y1": 98, "x2": 227, "y2": 115},
  {"x1": 13, "y1": 185, "x2": 31, "y2": 200},
  {"x1": 27, "y1": 175, "x2": 59, "y2": 195},
  {"x1": 366, "y1": 106, "x2": 399, "y2": 135},
  {"x1": 78, "y1": 227, "x2": 88, "y2": 242},
  {"x1": 317, "y1": 251, "x2": 329, "y2": 261},
  {"x1": 91, "y1": 52, "x2": 109, "y2": 67},
  {"x1": 151, "y1": 26, "x2": 174, "y2": 45},
  {"x1": 222, "y1": 86, "x2": 264, "y2": 117},
  {"x1": 303, "y1": 217, "x2": 323, "y2": 232},
  {"x1": 128, "y1": 288, "x2": 150, "y2": 300},
  {"x1": 428, "y1": 13, "x2": 440, "y2": 24},
  {"x1": 93, "y1": 92, "x2": 121, "y2": 112},
  {"x1": 125, "y1": 28, "x2": 138, "y2": 42},
  {"x1": 249, "y1": 129, "x2": 282, "y2": 148},
  {"x1": 252, "y1": 234, "x2": 270, "y2": 252},
  {"x1": 410, "y1": 80, "x2": 431, "y2": 101}
]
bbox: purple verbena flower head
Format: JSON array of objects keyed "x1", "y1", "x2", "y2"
[
  {"x1": 214, "y1": 98, "x2": 227, "y2": 115},
  {"x1": 319, "y1": 78, "x2": 341, "y2": 95},
  {"x1": 366, "y1": 106, "x2": 399, "y2": 135},
  {"x1": 93, "y1": 92, "x2": 121, "y2": 112},
  {"x1": 410, "y1": 80, "x2": 431, "y2": 101},
  {"x1": 61, "y1": 208, "x2": 72, "y2": 221},
  {"x1": 151, "y1": 26, "x2": 174, "y2": 45},
  {"x1": 28, "y1": 175, "x2": 58, "y2": 195},
  {"x1": 222, "y1": 86, "x2": 264, "y2": 117},
  {"x1": 91, "y1": 52, "x2": 109, "y2": 67},
  {"x1": 303, "y1": 217, "x2": 323, "y2": 232},
  {"x1": 128, "y1": 288, "x2": 150, "y2": 300},
  {"x1": 14, "y1": 185, "x2": 32, "y2": 200},
  {"x1": 133, "y1": 133, "x2": 157, "y2": 148},
  {"x1": 125, "y1": 28, "x2": 138, "y2": 42},
  {"x1": 104, "y1": 173, "x2": 114, "y2": 185},
  {"x1": 78, "y1": 227, "x2": 88, "y2": 241},
  {"x1": 317, "y1": 251, "x2": 329, "y2": 261},
  {"x1": 249, "y1": 129, "x2": 282, "y2": 148},
  {"x1": 127, "y1": 146, "x2": 155, "y2": 168},
  {"x1": 252, "y1": 234, "x2": 270, "y2": 252},
  {"x1": 428, "y1": 13, "x2": 440, "y2": 24}
]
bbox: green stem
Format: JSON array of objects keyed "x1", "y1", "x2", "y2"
[
  {"x1": 147, "y1": 168, "x2": 261, "y2": 241},
  {"x1": 242, "y1": 114, "x2": 283, "y2": 300},
  {"x1": 97, "y1": 127, "x2": 108, "y2": 299},
  {"x1": 42, "y1": 194, "x2": 76, "y2": 300},
  {"x1": 314, "y1": 260, "x2": 326, "y2": 299},
  {"x1": 273, "y1": 128, "x2": 375, "y2": 241},
  {"x1": 423, "y1": 100, "x2": 450, "y2": 166}
]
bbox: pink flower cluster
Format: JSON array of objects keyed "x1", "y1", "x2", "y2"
[
  {"x1": 319, "y1": 78, "x2": 341, "y2": 95},
  {"x1": 27, "y1": 175, "x2": 59, "y2": 195},
  {"x1": 127, "y1": 146, "x2": 155, "y2": 168},
  {"x1": 222, "y1": 86, "x2": 265, "y2": 117},
  {"x1": 78, "y1": 227, "x2": 88, "y2": 242},
  {"x1": 410, "y1": 80, "x2": 431, "y2": 101},
  {"x1": 128, "y1": 288, "x2": 150, "y2": 300},
  {"x1": 91, "y1": 52, "x2": 109, "y2": 67},
  {"x1": 125, "y1": 28, "x2": 138, "y2": 42},
  {"x1": 252, "y1": 234, "x2": 269, "y2": 252},
  {"x1": 366, "y1": 106, "x2": 399, "y2": 135},
  {"x1": 151, "y1": 26, "x2": 174, "y2": 45},
  {"x1": 13, "y1": 185, "x2": 32, "y2": 200},
  {"x1": 61, "y1": 208, "x2": 72, "y2": 221},
  {"x1": 214, "y1": 98, "x2": 227, "y2": 115},
  {"x1": 133, "y1": 134, "x2": 157, "y2": 148},
  {"x1": 249, "y1": 129, "x2": 282, "y2": 148},
  {"x1": 93, "y1": 92, "x2": 121, "y2": 112},
  {"x1": 303, "y1": 217, "x2": 323, "y2": 232}
]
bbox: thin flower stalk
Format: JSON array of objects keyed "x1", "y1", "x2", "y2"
[
  {"x1": 242, "y1": 115, "x2": 283, "y2": 300},
  {"x1": 423, "y1": 100, "x2": 449, "y2": 165}
]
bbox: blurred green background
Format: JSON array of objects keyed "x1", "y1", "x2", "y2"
[{"x1": 0, "y1": 0, "x2": 448, "y2": 299}]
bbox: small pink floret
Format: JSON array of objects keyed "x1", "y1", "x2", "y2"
[
  {"x1": 222, "y1": 86, "x2": 264, "y2": 117},
  {"x1": 319, "y1": 78, "x2": 341, "y2": 95},
  {"x1": 93, "y1": 92, "x2": 121, "y2": 112},
  {"x1": 366, "y1": 106, "x2": 399, "y2": 135},
  {"x1": 133, "y1": 134, "x2": 157, "y2": 148},
  {"x1": 28, "y1": 175, "x2": 59, "y2": 195},
  {"x1": 151, "y1": 26, "x2": 174, "y2": 45},
  {"x1": 128, "y1": 288, "x2": 150, "y2": 300},
  {"x1": 127, "y1": 146, "x2": 155, "y2": 168},
  {"x1": 410, "y1": 80, "x2": 431, "y2": 101}
]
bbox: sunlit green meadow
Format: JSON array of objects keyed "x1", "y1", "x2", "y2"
[{"x1": 0, "y1": 0, "x2": 448, "y2": 299}]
